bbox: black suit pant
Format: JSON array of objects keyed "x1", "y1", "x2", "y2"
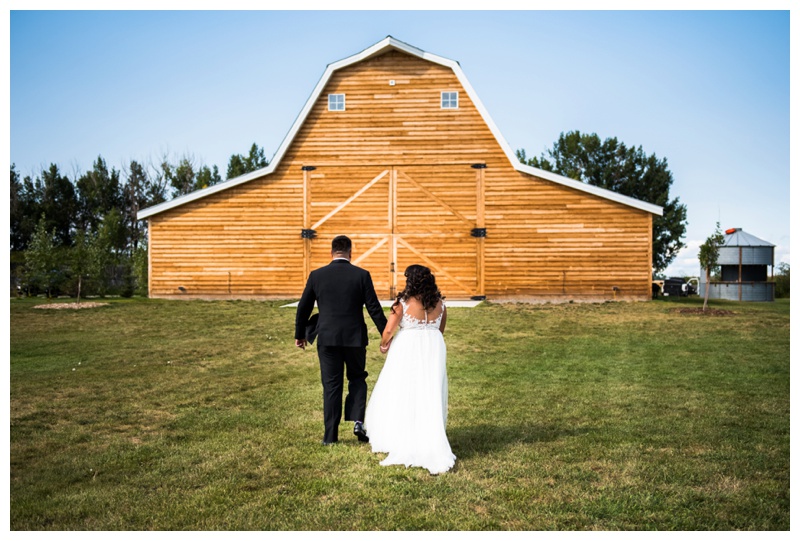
[{"x1": 317, "y1": 345, "x2": 368, "y2": 443}]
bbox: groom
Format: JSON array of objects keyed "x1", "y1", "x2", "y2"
[{"x1": 295, "y1": 235, "x2": 387, "y2": 445}]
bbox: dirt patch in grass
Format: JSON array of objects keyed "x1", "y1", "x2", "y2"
[
  {"x1": 674, "y1": 308, "x2": 736, "y2": 316},
  {"x1": 33, "y1": 302, "x2": 110, "y2": 310}
]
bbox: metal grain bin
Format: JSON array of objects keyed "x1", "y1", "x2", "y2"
[
  {"x1": 717, "y1": 229, "x2": 774, "y2": 265},
  {"x1": 700, "y1": 228, "x2": 775, "y2": 301},
  {"x1": 700, "y1": 280, "x2": 776, "y2": 301}
]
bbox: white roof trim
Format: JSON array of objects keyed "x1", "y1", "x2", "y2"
[{"x1": 138, "y1": 36, "x2": 662, "y2": 220}]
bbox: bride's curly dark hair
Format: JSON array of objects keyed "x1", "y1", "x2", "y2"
[{"x1": 392, "y1": 264, "x2": 444, "y2": 313}]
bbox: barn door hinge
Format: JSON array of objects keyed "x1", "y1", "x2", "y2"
[
  {"x1": 471, "y1": 163, "x2": 487, "y2": 169},
  {"x1": 471, "y1": 228, "x2": 487, "y2": 238},
  {"x1": 390, "y1": 262, "x2": 396, "y2": 273},
  {"x1": 301, "y1": 229, "x2": 317, "y2": 239},
  {"x1": 301, "y1": 166, "x2": 317, "y2": 171}
]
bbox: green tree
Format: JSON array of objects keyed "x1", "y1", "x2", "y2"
[
  {"x1": 698, "y1": 222, "x2": 725, "y2": 311},
  {"x1": 39, "y1": 164, "x2": 78, "y2": 247},
  {"x1": 226, "y1": 142, "x2": 268, "y2": 179},
  {"x1": 94, "y1": 208, "x2": 128, "y2": 297},
  {"x1": 172, "y1": 157, "x2": 196, "y2": 197},
  {"x1": 245, "y1": 143, "x2": 268, "y2": 171},
  {"x1": 518, "y1": 131, "x2": 688, "y2": 274},
  {"x1": 76, "y1": 156, "x2": 123, "y2": 233},
  {"x1": 144, "y1": 161, "x2": 169, "y2": 208},
  {"x1": 132, "y1": 242, "x2": 149, "y2": 297},
  {"x1": 24, "y1": 215, "x2": 63, "y2": 298},
  {"x1": 774, "y1": 262, "x2": 789, "y2": 299},
  {"x1": 10, "y1": 164, "x2": 24, "y2": 251},
  {"x1": 69, "y1": 227, "x2": 98, "y2": 303},
  {"x1": 226, "y1": 154, "x2": 247, "y2": 179},
  {"x1": 122, "y1": 160, "x2": 152, "y2": 253},
  {"x1": 164, "y1": 156, "x2": 217, "y2": 198},
  {"x1": 196, "y1": 164, "x2": 222, "y2": 189},
  {"x1": 10, "y1": 168, "x2": 42, "y2": 251}
]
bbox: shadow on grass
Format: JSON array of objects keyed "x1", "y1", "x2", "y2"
[{"x1": 448, "y1": 423, "x2": 592, "y2": 459}]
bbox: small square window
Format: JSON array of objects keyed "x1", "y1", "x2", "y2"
[
  {"x1": 328, "y1": 94, "x2": 345, "y2": 111},
  {"x1": 441, "y1": 91, "x2": 459, "y2": 109}
]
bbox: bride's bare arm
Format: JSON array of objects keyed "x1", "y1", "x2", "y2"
[
  {"x1": 439, "y1": 303, "x2": 447, "y2": 334},
  {"x1": 380, "y1": 302, "x2": 402, "y2": 353}
]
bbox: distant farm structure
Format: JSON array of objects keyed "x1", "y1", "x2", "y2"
[{"x1": 700, "y1": 228, "x2": 775, "y2": 302}]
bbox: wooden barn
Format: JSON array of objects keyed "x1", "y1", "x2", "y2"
[{"x1": 138, "y1": 37, "x2": 663, "y2": 301}]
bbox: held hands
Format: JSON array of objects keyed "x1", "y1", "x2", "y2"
[{"x1": 379, "y1": 338, "x2": 392, "y2": 354}]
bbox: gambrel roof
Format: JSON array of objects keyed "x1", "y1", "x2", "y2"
[{"x1": 139, "y1": 36, "x2": 663, "y2": 220}]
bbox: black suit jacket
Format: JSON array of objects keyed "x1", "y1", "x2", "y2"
[{"x1": 295, "y1": 260, "x2": 387, "y2": 347}]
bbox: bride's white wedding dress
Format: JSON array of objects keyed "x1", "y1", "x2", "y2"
[{"x1": 364, "y1": 299, "x2": 456, "y2": 474}]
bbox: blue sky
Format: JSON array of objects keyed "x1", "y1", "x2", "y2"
[{"x1": 8, "y1": 6, "x2": 793, "y2": 278}]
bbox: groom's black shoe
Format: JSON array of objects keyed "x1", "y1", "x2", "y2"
[{"x1": 354, "y1": 421, "x2": 369, "y2": 443}]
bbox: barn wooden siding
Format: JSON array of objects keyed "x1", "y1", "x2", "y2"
[{"x1": 148, "y1": 50, "x2": 653, "y2": 300}]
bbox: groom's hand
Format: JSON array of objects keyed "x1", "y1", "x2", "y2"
[{"x1": 295, "y1": 339, "x2": 307, "y2": 350}]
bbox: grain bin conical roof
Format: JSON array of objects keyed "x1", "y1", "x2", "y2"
[{"x1": 722, "y1": 228, "x2": 774, "y2": 247}]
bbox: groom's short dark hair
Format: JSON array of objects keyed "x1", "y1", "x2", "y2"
[{"x1": 331, "y1": 235, "x2": 352, "y2": 254}]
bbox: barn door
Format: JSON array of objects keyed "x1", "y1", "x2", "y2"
[
  {"x1": 303, "y1": 165, "x2": 393, "y2": 295},
  {"x1": 392, "y1": 164, "x2": 485, "y2": 299},
  {"x1": 303, "y1": 163, "x2": 485, "y2": 299}
]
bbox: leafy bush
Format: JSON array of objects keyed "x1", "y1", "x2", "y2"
[{"x1": 774, "y1": 262, "x2": 790, "y2": 298}]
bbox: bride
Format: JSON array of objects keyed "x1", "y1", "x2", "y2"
[{"x1": 364, "y1": 264, "x2": 456, "y2": 475}]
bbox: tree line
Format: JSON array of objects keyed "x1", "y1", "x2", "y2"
[{"x1": 10, "y1": 143, "x2": 269, "y2": 299}]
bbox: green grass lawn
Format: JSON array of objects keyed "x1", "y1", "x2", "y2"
[{"x1": 9, "y1": 296, "x2": 789, "y2": 530}]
